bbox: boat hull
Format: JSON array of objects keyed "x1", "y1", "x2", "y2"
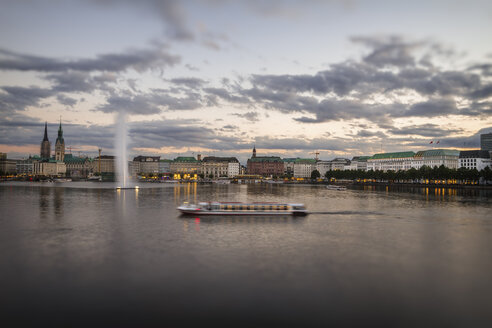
[{"x1": 178, "y1": 209, "x2": 307, "y2": 216}]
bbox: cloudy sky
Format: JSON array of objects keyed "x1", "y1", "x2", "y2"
[{"x1": 1, "y1": 0, "x2": 491, "y2": 163}]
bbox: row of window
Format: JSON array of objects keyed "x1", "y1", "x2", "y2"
[{"x1": 214, "y1": 204, "x2": 290, "y2": 211}]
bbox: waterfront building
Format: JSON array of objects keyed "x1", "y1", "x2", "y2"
[
  {"x1": 170, "y1": 156, "x2": 201, "y2": 175},
  {"x1": 316, "y1": 160, "x2": 332, "y2": 177},
  {"x1": 419, "y1": 149, "x2": 460, "y2": 169},
  {"x1": 331, "y1": 158, "x2": 351, "y2": 170},
  {"x1": 158, "y1": 159, "x2": 172, "y2": 175},
  {"x1": 459, "y1": 150, "x2": 492, "y2": 171},
  {"x1": 246, "y1": 147, "x2": 283, "y2": 177},
  {"x1": 283, "y1": 158, "x2": 298, "y2": 176},
  {"x1": 54, "y1": 120, "x2": 65, "y2": 162},
  {"x1": 202, "y1": 156, "x2": 240, "y2": 178},
  {"x1": 349, "y1": 156, "x2": 370, "y2": 171},
  {"x1": 293, "y1": 159, "x2": 317, "y2": 178},
  {"x1": 64, "y1": 154, "x2": 93, "y2": 178},
  {"x1": 367, "y1": 152, "x2": 415, "y2": 171},
  {"x1": 16, "y1": 155, "x2": 41, "y2": 175},
  {"x1": 0, "y1": 153, "x2": 17, "y2": 174},
  {"x1": 93, "y1": 155, "x2": 115, "y2": 173},
  {"x1": 133, "y1": 156, "x2": 160, "y2": 175},
  {"x1": 40, "y1": 122, "x2": 51, "y2": 159},
  {"x1": 481, "y1": 133, "x2": 492, "y2": 151},
  {"x1": 33, "y1": 159, "x2": 66, "y2": 177}
]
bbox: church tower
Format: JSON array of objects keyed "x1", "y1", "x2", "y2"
[
  {"x1": 40, "y1": 122, "x2": 51, "y2": 159},
  {"x1": 252, "y1": 145, "x2": 256, "y2": 158},
  {"x1": 55, "y1": 119, "x2": 65, "y2": 162}
]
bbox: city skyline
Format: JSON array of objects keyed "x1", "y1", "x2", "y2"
[{"x1": 1, "y1": 0, "x2": 492, "y2": 163}]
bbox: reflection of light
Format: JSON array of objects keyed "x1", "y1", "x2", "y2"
[
  {"x1": 135, "y1": 186, "x2": 139, "y2": 189},
  {"x1": 195, "y1": 218, "x2": 200, "y2": 223}
]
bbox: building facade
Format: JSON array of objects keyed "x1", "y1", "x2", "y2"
[
  {"x1": 459, "y1": 150, "x2": 492, "y2": 171},
  {"x1": 293, "y1": 158, "x2": 317, "y2": 178},
  {"x1": 170, "y1": 156, "x2": 201, "y2": 174},
  {"x1": 367, "y1": 152, "x2": 416, "y2": 171},
  {"x1": 202, "y1": 156, "x2": 239, "y2": 178},
  {"x1": 246, "y1": 147, "x2": 284, "y2": 177},
  {"x1": 481, "y1": 133, "x2": 492, "y2": 151},
  {"x1": 33, "y1": 160, "x2": 66, "y2": 177},
  {"x1": 133, "y1": 156, "x2": 160, "y2": 175},
  {"x1": 64, "y1": 154, "x2": 93, "y2": 178},
  {"x1": 316, "y1": 160, "x2": 331, "y2": 177},
  {"x1": 16, "y1": 155, "x2": 41, "y2": 175}
]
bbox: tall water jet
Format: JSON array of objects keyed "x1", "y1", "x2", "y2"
[{"x1": 115, "y1": 110, "x2": 130, "y2": 188}]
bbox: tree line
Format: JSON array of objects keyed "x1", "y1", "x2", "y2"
[{"x1": 319, "y1": 165, "x2": 492, "y2": 183}]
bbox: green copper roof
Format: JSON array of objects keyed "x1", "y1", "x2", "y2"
[
  {"x1": 421, "y1": 149, "x2": 460, "y2": 157},
  {"x1": 174, "y1": 156, "x2": 199, "y2": 162},
  {"x1": 283, "y1": 158, "x2": 299, "y2": 163},
  {"x1": 370, "y1": 151, "x2": 415, "y2": 160},
  {"x1": 294, "y1": 158, "x2": 317, "y2": 164}
]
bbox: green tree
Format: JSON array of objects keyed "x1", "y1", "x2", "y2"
[{"x1": 311, "y1": 169, "x2": 321, "y2": 180}]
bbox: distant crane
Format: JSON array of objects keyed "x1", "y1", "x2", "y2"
[{"x1": 310, "y1": 150, "x2": 320, "y2": 161}]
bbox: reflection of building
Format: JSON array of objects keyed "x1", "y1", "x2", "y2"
[
  {"x1": 40, "y1": 122, "x2": 51, "y2": 159},
  {"x1": 55, "y1": 120, "x2": 65, "y2": 162},
  {"x1": 481, "y1": 133, "x2": 492, "y2": 151},
  {"x1": 459, "y1": 150, "x2": 492, "y2": 170},
  {"x1": 170, "y1": 156, "x2": 201, "y2": 174},
  {"x1": 132, "y1": 156, "x2": 160, "y2": 175},
  {"x1": 202, "y1": 156, "x2": 240, "y2": 178},
  {"x1": 246, "y1": 147, "x2": 284, "y2": 177},
  {"x1": 293, "y1": 159, "x2": 317, "y2": 178}
]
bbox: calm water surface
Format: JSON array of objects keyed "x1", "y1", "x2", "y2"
[{"x1": 1, "y1": 182, "x2": 491, "y2": 327}]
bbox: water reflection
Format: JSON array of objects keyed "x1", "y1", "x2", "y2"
[
  {"x1": 179, "y1": 215, "x2": 305, "y2": 225},
  {"x1": 39, "y1": 187, "x2": 50, "y2": 220},
  {"x1": 53, "y1": 187, "x2": 64, "y2": 219}
]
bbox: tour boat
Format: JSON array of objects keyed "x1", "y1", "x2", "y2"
[
  {"x1": 178, "y1": 202, "x2": 308, "y2": 216},
  {"x1": 326, "y1": 185, "x2": 347, "y2": 191}
]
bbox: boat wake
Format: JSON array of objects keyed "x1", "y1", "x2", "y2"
[{"x1": 310, "y1": 210, "x2": 384, "y2": 216}]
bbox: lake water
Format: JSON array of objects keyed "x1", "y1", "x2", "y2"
[{"x1": 1, "y1": 182, "x2": 491, "y2": 327}]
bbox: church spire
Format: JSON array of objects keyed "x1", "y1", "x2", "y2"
[
  {"x1": 252, "y1": 144, "x2": 256, "y2": 158},
  {"x1": 43, "y1": 121, "x2": 49, "y2": 141}
]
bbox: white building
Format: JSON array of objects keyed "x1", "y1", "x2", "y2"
[
  {"x1": 316, "y1": 161, "x2": 331, "y2": 177},
  {"x1": 293, "y1": 159, "x2": 317, "y2": 178},
  {"x1": 459, "y1": 150, "x2": 492, "y2": 171},
  {"x1": 367, "y1": 152, "x2": 415, "y2": 171},
  {"x1": 227, "y1": 162, "x2": 240, "y2": 177}
]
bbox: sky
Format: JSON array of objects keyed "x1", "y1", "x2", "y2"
[{"x1": 0, "y1": 0, "x2": 491, "y2": 164}]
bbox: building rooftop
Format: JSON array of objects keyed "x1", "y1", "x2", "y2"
[
  {"x1": 421, "y1": 149, "x2": 460, "y2": 157},
  {"x1": 174, "y1": 156, "x2": 199, "y2": 162},
  {"x1": 294, "y1": 158, "x2": 317, "y2": 164},
  {"x1": 248, "y1": 156, "x2": 283, "y2": 163},
  {"x1": 202, "y1": 156, "x2": 239, "y2": 163},
  {"x1": 459, "y1": 150, "x2": 492, "y2": 159},
  {"x1": 370, "y1": 152, "x2": 416, "y2": 160}
]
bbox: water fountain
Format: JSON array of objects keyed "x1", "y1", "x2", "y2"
[{"x1": 115, "y1": 111, "x2": 138, "y2": 190}]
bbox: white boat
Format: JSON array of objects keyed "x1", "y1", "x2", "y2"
[
  {"x1": 326, "y1": 185, "x2": 346, "y2": 191},
  {"x1": 178, "y1": 202, "x2": 308, "y2": 216}
]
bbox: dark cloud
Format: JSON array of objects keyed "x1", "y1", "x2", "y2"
[
  {"x1": 389, "y1": 124, "x2": 462, "y2": 137},
  {"x1": 468, "y1": 84, "x2": 492, "y2": 99},
  {"x1": 169, "y1": 77, "x2": 206, "y2": 89},
  {"x1": 232, "y1": 111, "x2": 260, "y2": 122},
  {"x1": 401, "y1": 98, "x2": 458, "y2": 117},
  {"x1": 0, "y1": 46, "x2": 180, "y2": 72},
  {"x1": 351, "y1": 35, "x2": 420, "y2": 68},
  {"x1": 96, "y1": 89, "x2": 204, "y2": 115},
  {"x1": 46, "y1": 71, "x2": 95, "y2": 93},
  {"x1": 56, "y1": 95, "x2": 77, "y2": 107},
  {"x1": 0, "y1": 86, "x2": 54, "y2": 113}
]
